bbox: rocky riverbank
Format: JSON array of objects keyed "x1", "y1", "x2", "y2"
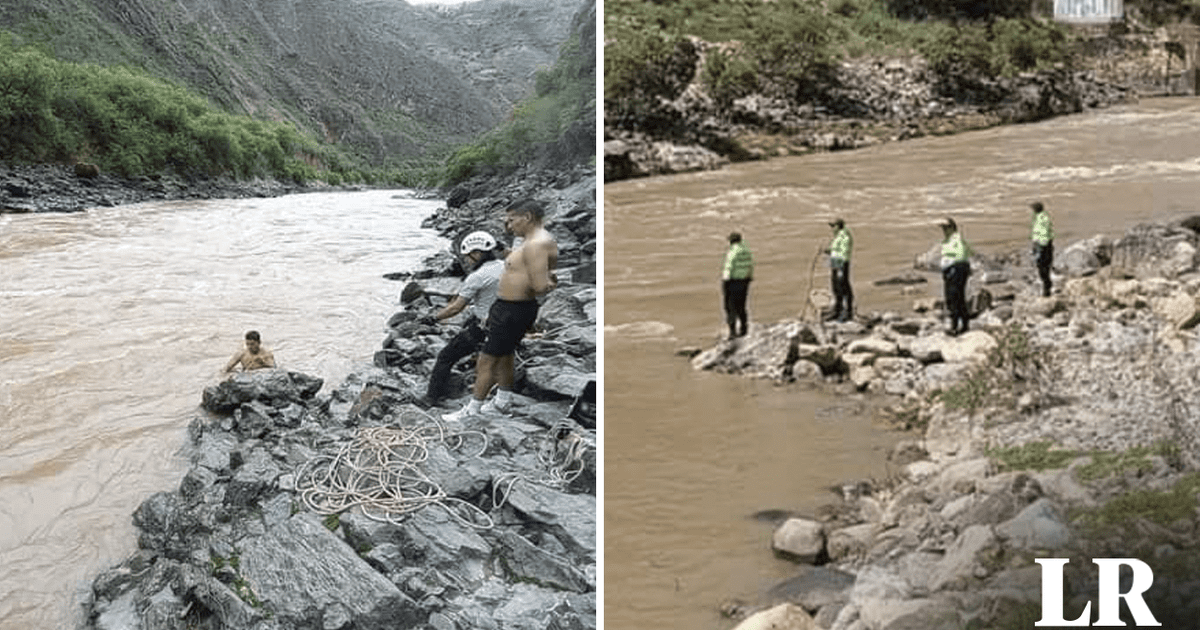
[
  {"x1": 78, "y1": 164, "x2": 597, "y2": 630},
  {"x1": 604, "y1": 37, "x2": 1136, "y2": 182},
  {"x1": 0, "y1": 162, "x2": 319, "y2": 214},
  {"x1": 692, "y1": 218, "x2": 1200, "y2": 629}
]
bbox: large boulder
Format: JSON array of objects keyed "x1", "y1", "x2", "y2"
[
  {"x1": 995, "y1": 498, "x2": 1073, "y2": 551},
  {"x1": 940, "y1": 331, "x2": 997, "y2": 364},
  {"x1": 773, "y1": 518, "x2": 826, "y2": 563},
  {"x1": 238, "y1": 514, "x2": 422, "y2": 629},
  {"x1": 1109, "y1": 222, "x2": 1199, "y2": 279},
  {"x1": 731, "y1": 603, "x2": 820, "y2": 630},
  {"x1": 1055, "y1": 235, "x2": 1109, "y2": 277},
  {"x1": 201, "y1": 369, "x2": 323, "y2": 414}
]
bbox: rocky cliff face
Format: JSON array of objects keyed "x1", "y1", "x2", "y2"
[{"x1": 0, "y1": 0, "x2": 585, "y2": 163}]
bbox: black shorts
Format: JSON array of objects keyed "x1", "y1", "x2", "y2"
[{"x1": 483, "y1": 299, "x2": 540, "y2": 356}]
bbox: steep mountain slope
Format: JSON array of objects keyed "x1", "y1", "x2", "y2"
[{"x1": 0, "y1": 0, "x2": 581, "y2": 164}]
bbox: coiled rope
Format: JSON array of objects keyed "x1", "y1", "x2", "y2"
[
  {"x1": 295, "y1": 407, "x2": 594, "y2": 529},
  {"x1": 492, "y1": 421, "x2": 595, "y2": 509}
]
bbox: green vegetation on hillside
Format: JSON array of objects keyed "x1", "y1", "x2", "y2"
[
  {"x1": 0, "y1": 34, "x2": 432, "y2": 185},
  {"x1": 605, "y1": 0, "x2": 1073, "y2": 124},
  {"x1": 443, "y1": 32, "x2": 595, "y2": 185}
]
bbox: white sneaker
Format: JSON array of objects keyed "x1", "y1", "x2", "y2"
[
  {"x1": 442, "y1": 404, "x2": 478, "y2": 422},
  {"x1": 481, "y1": 399, "x2": 512, "y2": 416}
]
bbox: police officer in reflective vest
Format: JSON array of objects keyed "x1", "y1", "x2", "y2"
[
  {"x1": 1030, "y1": 201, "x2": 1055, "y2": 297},
  {"x1": 826, "y1": 218, "x2": 853, "y2": 323},
  {"x1": 722, "y1": 232, "x2": 754, "y2": 338},
  {"x1": 940, "y1": 218, "x2": 973, "y2": 336}
]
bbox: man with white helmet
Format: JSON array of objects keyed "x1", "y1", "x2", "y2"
[
  {"x1": 444, "y1": 197, "x2": 557, "y2": 421},
  {"x1": 422, "y1": 230, "x2": 506, "y2": 405}
]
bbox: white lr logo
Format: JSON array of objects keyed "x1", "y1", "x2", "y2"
[{"x1": 1035, "y1": 558, "x2": 1161, "y2": 627}]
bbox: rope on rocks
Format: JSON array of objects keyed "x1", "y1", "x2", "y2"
[
  {"x1": 491, "y1": 421, "x2": 595, "y2": 509},
  {"x1": 295, "y1": 408, "x2": 494, "y2": 529},
  {"x1": 296, "y1": 408, "x2": 595, "y2": 528}
]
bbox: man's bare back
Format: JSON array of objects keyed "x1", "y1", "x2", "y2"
[{"x1": 498, "y1": 225, "x2": 558, "y2": 301}]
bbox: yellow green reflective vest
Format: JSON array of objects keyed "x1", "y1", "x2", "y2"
[
  {"x1": 830, "y1": 228, "x2": 852, "y2": 262},
  {"x1": 723, "y1": 242, "x2": 754, "y2": 280},
  {"x1": 1032, "y1": 211, "x2": 1054, "y2": 246},
  {"x1": 941, "y1": 231, "x2": 972, "y2": 267}
]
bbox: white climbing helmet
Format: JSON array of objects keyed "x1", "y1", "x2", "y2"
[{"x1": 459, "y1": 231, "x2": 497, "y2": 255}]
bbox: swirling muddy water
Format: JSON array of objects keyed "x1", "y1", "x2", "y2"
[
  {"x1": 0, "y1": 190, "x2": 445, "y2": 628},
  {"x1": 604, "y1": 98, "x2": 1200, "y2": 630}
]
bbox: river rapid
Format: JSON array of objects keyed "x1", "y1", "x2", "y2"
[
  {"x1": 0, "y1": 190, "x2": 445, "y2": 628},
  {"x1": 603, "y1": 98, "x2": 1200, "y2": 630}
]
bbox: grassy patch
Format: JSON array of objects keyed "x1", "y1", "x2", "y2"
[
  {"x1": 940, "y1": 324, "x2": 1040, "y2": 412},
  {"x1": 1078, "y1": 472, "x2": 1200, "y2": 527},
  {"x1": 1074, "y1": 442, "x2": 1178, "y2": 482},
  {"x1": 990, "y1": 441, "x2": 1181, "y2": 480},
  {"x1": 989, "y1": 441, "x2": 1078, "y2": 473},
  {"x1": 938, "y1": 371, "x2": 992, "y2": 411},
  {"x1": 322, "y1": 513, "x2": 341, "y2": 532}
]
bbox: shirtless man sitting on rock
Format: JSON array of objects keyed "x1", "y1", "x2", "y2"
[
  {"x1": 444, "y1": 198, "x2": 558, "y2": 420},
  {"x1": 223, "y1": 330, "x2": 276, "y2": 374}
]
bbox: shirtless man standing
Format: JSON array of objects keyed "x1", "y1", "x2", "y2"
[
  {"x1": 444, "y1": 198, "x2": 558, "y2": 420},
  {"x1": 222, "y1": 330, "x2": 276, "y2": 374}
]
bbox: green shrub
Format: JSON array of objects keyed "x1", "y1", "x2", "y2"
[
  {"x1": 701, "y1": 48, "x2": 758, "y2": 107},
  {"x1": 1080, "y1": 472, "x2": 1200, "y2": 527},
  {"x1": 989, "y1": 441, "x2": 1078, "y2": 472}
]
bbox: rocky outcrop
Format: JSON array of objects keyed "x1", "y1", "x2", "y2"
[
  {"x1": 84, "y1": 364, "x2": 596, "y2": 630},
  {"x1": 698, "y1": 217, "x2": 1200, "y2": 630}
]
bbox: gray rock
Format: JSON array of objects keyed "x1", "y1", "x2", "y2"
[
  {"x1": 766, "y1": 565, "x2": 856, "y2": 612},
  {"x1": 995, "y1": 498, "x2": 1073, "y2": 551},
  {"x1": 827, "y1": 523, "x2": 879, "y2": 562},
  {"x1": 234, "y1": 401, "x2": 276, "y2": 439},
  {"x1": 907, "y1": 334, "x2": 945, "y2": 364},
  {"x1": 179, "y1": 466, "x2": 219, "y2": 501},
  {"x1": 927, "y1": 525, "x2": 997, "y2": 591},
  {"x1": 502, "y1": 482, "x2": 596, "y2": 560},
  {"x1": 522, "y1": 365, "x2": 594, "y2": 400},
  {"x1": 192, "y1": 430, "x2": 238, "y2": 472},
  {"x1": 201, "y1": 369, "x2": 323, "y2": 414},
  {"x1": 405, "y1": 507, "x2": 493, "y2": 583},
  {"x1": 951, "y1": 491, "x2": 1021, "y2": 529},
  {"x1": 772, "y1": 518, "x2": 826, "y2": 563},
  {"x1": 492, "y1": 530, "x2": 592, "y2": 592},
  {"x1": 424, "y1": 442, "x2": 492, "y2": 499},
  {"x1": 846, "y1": 337, "x2": 899, "y2": 356},
  {"x1": 1109, "y1": 222, "x2": 1199, "y2": 279},
  {"x1": 132, "y1": 492, "x2": 208, "y2": 561},
  {"x1": 238, "y1": 514, "x2": 421, "y2": 629},
  {"x1": 1056, "y1": 236, "x2": 1109, "y2": 277},
  {"x1": 225, "y1": 448, "x2": 281, "y2": 507}
]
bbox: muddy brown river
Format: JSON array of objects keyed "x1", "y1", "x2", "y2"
[
  {"x1": 0, "y1": 190, "x2": 445, "y2": 628},
  {"x1": 603, "y1": 98, "x2": 1200, "y2": 630}
]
